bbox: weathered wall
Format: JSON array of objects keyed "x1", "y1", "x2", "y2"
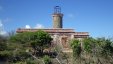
[{"x1": 52, "y1": 14, "x2": 63, "y2": 28}]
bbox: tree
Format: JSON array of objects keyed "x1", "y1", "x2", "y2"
[
  {"x1": 30, "y1": 30, "x2": 52, "y2": 56},
  {"x1": 70, "y1": 39, "x2": 82, "y2": 64},
  {"x1": 10, "y1": 30, "x2": 52, "y2": 58},
  {"x1": 0, "y1": 35, "x2": 9, "y2": 57},
  {"x1": 70, "y1": 37, "x2": 113, "y2": 64}
]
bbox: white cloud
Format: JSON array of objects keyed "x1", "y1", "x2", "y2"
[
  {"x1": 25, "y1": 25, "x2": 31, "y2": 29},
  {"x1": 24, "y1": 24, "x2": 44, "y2": 29},
  {"x1": 0, "y1": 20, "x2": 7, "y2": 35},
  {"x1": 34, "y1": 24, "x2": 44, "y2": 29},
  {"x1": 0, "y1": 31, "x2": 7, "y2": 35}
]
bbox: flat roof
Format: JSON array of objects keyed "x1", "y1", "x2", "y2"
[
  {"x1": 16, "y1": 28, "x2": 75, "y2": 33},
  {"x1": 16, "y1": 28, "x2": 89, "y2": 36}
]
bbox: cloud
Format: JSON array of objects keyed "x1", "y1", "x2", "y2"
[
  {"x1": 0, "y1": 31, "x2": 7, "y2": 36},
  {"x1": 25, "y1": 25, "x2": 31, "y2": 29},
  {"x1": 0, "y1": 18, "x2": 12, "y2": 36},
  {"x1": 24, "y1": 24, "x2": 44, "y2": 29},
  {"x1": 0, "y1": 20, "x2": 7, "y2": 35},
  {"x1": 34, "y1": 24, "x2": 44, "y2": 29}
]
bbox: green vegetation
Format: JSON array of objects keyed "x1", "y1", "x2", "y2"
[
  {"x1": 0, "y1": 30, "x2": 52, "y2": 64},
  {"x1": 43, "y1": 55, "x2": 51, "y2": 64},
  {"x1": 71, "y1": 37, "x2": 113, "y2": 64},
  {"x1": 0, "y1": 31, "x2": 113, "y2": 64}
]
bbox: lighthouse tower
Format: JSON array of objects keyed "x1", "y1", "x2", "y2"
[{"x1": 52, "y1": 6, "x2": 63, "y2": 28}]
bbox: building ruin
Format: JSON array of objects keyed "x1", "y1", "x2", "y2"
[{"x1": 16, "y1": 6, "x2": 89, "y2": 52}]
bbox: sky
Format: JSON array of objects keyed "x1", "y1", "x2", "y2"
[{"x1": 0, "y1": 0, "x2": 113, "y2": 37}]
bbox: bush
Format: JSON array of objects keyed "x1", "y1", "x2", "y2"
[{"x1": 43, "y1": 55, "x2": 51, "y2": 64}]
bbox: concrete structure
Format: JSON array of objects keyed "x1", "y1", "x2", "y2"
[{"x1": 16, "y1": 6, "x2": 89, "y2": 52}]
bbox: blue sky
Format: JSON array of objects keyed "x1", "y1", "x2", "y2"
[{"x1": 0, "y1": 0, "x2": 113, "y2": 37}]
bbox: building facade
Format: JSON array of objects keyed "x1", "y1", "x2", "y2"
[{"x1": 16, "y1": 6, "x2": 89, "y2": 52}]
